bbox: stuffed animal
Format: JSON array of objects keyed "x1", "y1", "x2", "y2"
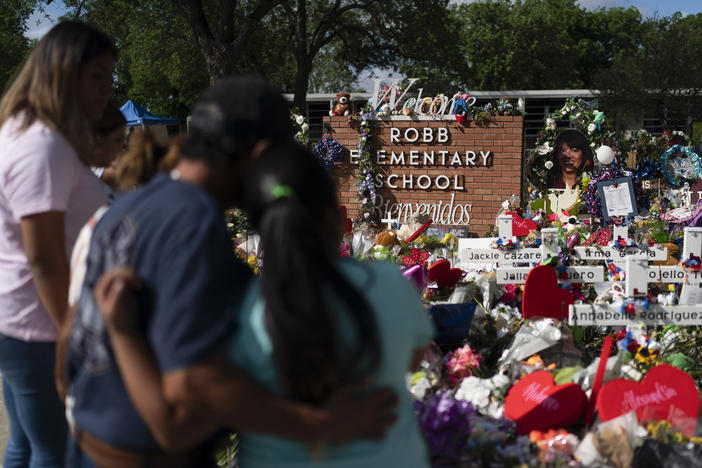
[
  {"x1": 453, "y1": 93, "x2": 468, "y2": 123},
  {"x1": 330, "y1": 92, "x2": 352, "y2": 116},
  {"x1": 431, "y1": 95, "x2": 445, "y2": 114},
  {"x1": 652, "y1": 243, "x2": 681, "y2": 266},
  {"x1": 375, "y1": 229, "x2": 400, "y2": 247}
]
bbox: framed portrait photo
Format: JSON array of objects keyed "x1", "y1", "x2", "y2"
[{"x1": 597, "y1": 176, "x2": 638, "y2": 222}]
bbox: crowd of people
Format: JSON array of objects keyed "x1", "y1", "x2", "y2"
[{"x1": 0, "y1": 20, "x2": 433, "y2": 468}]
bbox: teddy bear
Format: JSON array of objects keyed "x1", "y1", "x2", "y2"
[
  {"x1": 375, "y1": 229, "x2": 400, "y2": 247},
  {"x1": 330, "y1": 92, "x2": 352, "y2": 116}
]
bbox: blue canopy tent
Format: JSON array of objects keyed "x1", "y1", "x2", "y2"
[{"x1": 119, "y1": 100, "x2": 180, "y2": 127}]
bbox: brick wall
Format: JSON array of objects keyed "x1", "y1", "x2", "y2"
[{"x1": 326, "y1": 115, "x2": 524, "y2": 236}]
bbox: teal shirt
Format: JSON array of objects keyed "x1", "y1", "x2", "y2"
[{"x1": 229, "y1": 259, "x2": 434, "y2": 468}]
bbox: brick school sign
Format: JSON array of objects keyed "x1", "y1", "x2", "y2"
[{"x1": 326, "y1": 115, "x2": 524, "y2": 235}]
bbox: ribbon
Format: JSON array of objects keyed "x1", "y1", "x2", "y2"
[{"x1": 634, "y1": 158, "x2": 659, "y2": 180}]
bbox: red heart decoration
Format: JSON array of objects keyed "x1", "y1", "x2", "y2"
[
  {"x1": 583, "y1": 229, "x2": 611, "y2": 246},
  {"x1": 506, "y1": 212, "x2": 537, "y2": 237},
  {"x1": 597, "y1": 364, "x2": 699, "y2": 436},
  {"x1": 401, "y1": 248, "x2": 430, "y2": 267},
  {"x1": 428, "y1": 259, "x2": 464, "y2": 289},
  {"x1": 504, "y1": 371, "x2": 587, "y2": 434},
  {"x1": 521, "y1": 265, "x2": 574, "y2": 320}
]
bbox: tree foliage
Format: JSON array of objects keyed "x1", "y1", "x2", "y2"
[
  {"x1": 8, "y1": 0, "x2": 699, "y2": 130},
  {"x1": 453, "y1": 0, "x2": 645, "y2": 90},
  {"x1": 0, "y1": 0, "x2": 38, "y2": 92},
  {"x1": 594, "y1": 13, "x2": 702, "y2": 129}
]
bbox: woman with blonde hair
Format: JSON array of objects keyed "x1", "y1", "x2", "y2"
[{"x1": 0, "y1": 21, "x2": 114, "y2": 467}]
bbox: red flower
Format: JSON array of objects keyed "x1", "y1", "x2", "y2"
[{"x1": 626, "y1": 340, "x2": 640, "y2": 354}]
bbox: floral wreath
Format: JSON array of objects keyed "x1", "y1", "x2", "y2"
[
  {"x1": 660, "y1": 144, "x2": 701, "y2": 187},
  {"x1": 312, "y1": 136, "x2": 344, "y2": 170},
  {"x1": 527, "y1": 97, "x2": 616, "y2": 192}
]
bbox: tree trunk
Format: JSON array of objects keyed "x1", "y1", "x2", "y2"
[
  {"x1": 292, "y1": 60, "x2": 312, "y2": 111},
  {"x1": 291, "y1": 0, "x2": 309, "y2": 111},
  {"x1": 202, "y1": 42, "x2": 239, "y2": 85}
]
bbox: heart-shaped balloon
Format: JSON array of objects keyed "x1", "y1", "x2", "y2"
[
  {"x1": 504, "y1": 371, "x2": 587, "y2": 434},
  {"x1": 583, "y1": 229, "x2": 611, "y2": 246},
  {"x1": 401, "y1": 247, "x2": 430, "y2": 267},
  {"x1": 428, "y1": 259, "x2": 464, "y2": 289},
  {"x1": 505, "y1": 212, "x2": 537, "y2": 237},
  {"x1": 597, "y1": 364, "x2": 699, "y2": 436},
  {"x1": 521, "y1": 265, "x2": 574, "y2": 321}
]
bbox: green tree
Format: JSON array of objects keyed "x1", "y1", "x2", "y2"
[
  {"x1": 63, "y1": 0, "x2": 209, "y2": 118},
  {"x1": 595, "y1": 13, "x2": 702, "y2": 129},
  {"x1": 455, "y1": 0, "x2": 644, "y2": 90},
  {"x1": 389, "y1": 1, "x2": 470, "y2": 95},
  {"x1": 0, "y1": 0, "x2": 37, "y2": 92}
]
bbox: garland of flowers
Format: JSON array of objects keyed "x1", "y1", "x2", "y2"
[
  {"x1": 290, "y1": 111, "x2": 309, "y2": 145},
  {"x1": 354, "y1": 103, "x2": 379, "y2": 223},
  {"x1": 311, "y1": 136, "x2": 344, "y2": 169},
  {"x1": 527, "y1": 98, "x2": 615, "y2": 191}
]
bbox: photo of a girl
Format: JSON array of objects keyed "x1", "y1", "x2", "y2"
[{"x1": 547, "y1": 129, "x2": 593, "y2": 189}]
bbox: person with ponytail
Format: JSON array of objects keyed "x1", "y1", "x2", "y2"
[
  {"x1": 227, "y1": 143, "x2": 434, "y2": 467},
  {"x1": 0, "y1": 21, "x2": 114, "y2": 467}
]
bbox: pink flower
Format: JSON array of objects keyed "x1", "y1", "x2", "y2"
[
  {"x1": 499, "y1": 284, "x2": 518, "y2": 304},
  {"x1": 446, "y1": 345, "x2": 481, "y2": 386}
]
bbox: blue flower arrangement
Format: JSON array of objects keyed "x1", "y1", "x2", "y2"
[{"x1": 312, "y1": 136, "x2": 344, "y2": 169}]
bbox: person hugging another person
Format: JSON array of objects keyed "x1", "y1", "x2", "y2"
[
  {"x1": 230, "y1": 143, "x2": 435, "y2": 467},
  {"x1": 546, "y1": 129, "x2": 593, "y2": 190},
  {"x1": 0, "y1": 21, "x2": 114, "y2": 467},
  {"x1": 95, "y1": 141, "x2": 435, "y2": 467}
]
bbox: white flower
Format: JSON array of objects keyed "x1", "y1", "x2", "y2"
[
  {"x1": 226, "y1": 223, "x2": 234, "y2": 229},
  {"x1": 363, "y1": 212, "x2": 370, "y2": 218},
  {"x1": 545, "y1": 118, "x2": 556, "y2": 130},
  {"x1": 410, "y1": 377, "x2": 431, "y2": 399},
  {"x1": 537, "y1": 142, "x2": 553, "y2": 155},
  {"x1": 486, "y1": 401, "x2": 504, "y2": 419},
  {"x1": 590, "y1": 142, "x2": 596, "y2": 147},
  {"x1": 587, "y1": 123, "x2": 597, "y2": 134},
  {"x1": 361, "y1": 198, "x2": 367, "y2": 204},
  {"x1": 490, "y1": 373, "x2": 510, "y2": 389},
  {"x1": 544, "y1": 160, "x2": 554, "y2": 170},
  {"x1": 361, "y1": 136, "x2": 367, "y2": 142},
  {"x1": 455, "y1": 376, "x2": 491, "y2": 409},
  {"x1": 501, "y1": 200, "x2": 510, "y2": 210},
  {"x1": 295, "y1": 115, "x2": 305, "y2": 125},
  {"x1": 301, "y1": 123, "x2": 309, "y2": 131}
]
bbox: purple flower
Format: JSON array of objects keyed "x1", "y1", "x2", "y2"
[{"x1": 414, "y1": 391, "x2": 476, "y2": 460}]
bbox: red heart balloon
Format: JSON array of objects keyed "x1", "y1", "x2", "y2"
[
  {"x1": 506, "y1": 212, "x2": 537, "y2": 237},
  {"x1": 521, "y1": 265, "x2": 574, "y2": 320},
  {"x1": 583, "y1": 229, "x2": 611, "y2": 246},
  {"x1": 401, "y1": 248, "x2": 430, "y2": 267},
  {"x1": 597, "y1": 364, "x2": 699, "y2": 436},
  {"x1": 504, "y1": 371, "x2": 587, "y2": 434},
  {"x1": 428, "y1": 259, "x2": 464, "y2": 289}
]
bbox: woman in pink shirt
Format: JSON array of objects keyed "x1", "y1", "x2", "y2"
[{"x1": 0, "y1": 21, "x2": 114, "y2": 467}]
